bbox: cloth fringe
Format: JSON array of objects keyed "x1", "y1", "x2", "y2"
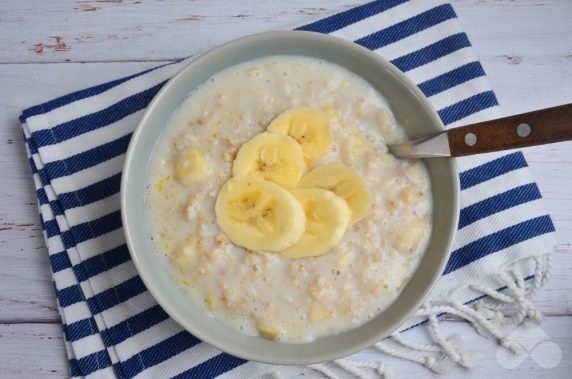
[{"x1": 305, "y1": 253, "x2": 552, "y2": 378}]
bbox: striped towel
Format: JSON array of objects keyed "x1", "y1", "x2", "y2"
[{"x1": 20, "y1": 0, "x2": 557, "y2": 377}]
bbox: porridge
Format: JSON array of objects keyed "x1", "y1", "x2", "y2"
[{"x1": 147, "y1": 56, "x2": 432, "y2": 343}]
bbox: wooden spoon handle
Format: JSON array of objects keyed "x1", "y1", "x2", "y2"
[{"x1": 448, "y1": 103, "x2": 572, "y2": 157}]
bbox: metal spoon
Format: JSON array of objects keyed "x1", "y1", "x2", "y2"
[{"x1": 388, "y1": 103, "x2": 572, "y2": 158}]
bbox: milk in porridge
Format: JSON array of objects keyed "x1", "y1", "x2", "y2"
[{"x1": 147, "y1": 56, "x2": 432, "y2": 342}]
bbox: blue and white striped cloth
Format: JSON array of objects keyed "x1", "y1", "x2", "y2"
[{"x1": 21, "y1": 0, "x2": 556, "y2": 377}]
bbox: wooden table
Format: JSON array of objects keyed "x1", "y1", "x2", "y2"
[{"x1": 0, "y1": 1, "x2": 570, "y2": 377}]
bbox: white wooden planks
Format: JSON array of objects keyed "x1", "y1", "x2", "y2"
[{"x1": 0, "y1": 0, "x2": 570, "y2": 376}]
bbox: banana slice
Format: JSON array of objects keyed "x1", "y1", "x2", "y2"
[
  {"x1": 267, "y1": 108, "x2": 332, "y2": 163},
  {"x1": 298, "y1": 164, "x2": 371, "y2": 225},
  {"x1": 283, "y1": 189, "x2": 350, "y2": 259},
  {"x1": 215, "y1": 176, "x2": 305, "y2": 252},
  {"x1": 232, "y1": 132, "x2": 305, "y2": 188},
  {"x1": 174, "y1": 148, "x2": 209, "y2": 187}
]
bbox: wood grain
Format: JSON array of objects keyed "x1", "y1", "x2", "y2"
[
  {"x1": 0, "y1": 0, "x2": 570, "y2": 376},
  {"x1": 0, "y1": 0, "x2": 355, "y2": 64},
  {"x1": 0, "y1": 324, "x2": 68, "y2": 378},
  {"x1": 448, "y1": 103, "x2": 572, "y2": 157}
]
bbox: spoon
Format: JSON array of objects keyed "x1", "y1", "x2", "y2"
[{"x1": 388, "y1": 103, "x2": 572, "y2": 158}]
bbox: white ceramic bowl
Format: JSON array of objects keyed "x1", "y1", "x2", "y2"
[{"x1": 121, "y1": 30, "x2": 459, "y2": 365}]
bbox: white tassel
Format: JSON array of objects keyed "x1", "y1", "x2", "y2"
[
  {"x1": 471, "y1": 254, "x2": 550, "y2": 326},
  {"x1": 427, "y1": 315, "x2": 482, "y2": 369},
  {"x1": 471, "y1": 283, "x2": 515, "y2": 304},
  {"x1": 474, "y1": 303, "x2": 506, "y2": 323},
  {"x1": 376, "y1": 363, "x2": 397, "y2": 379},
  {"x1": 447, "y1": 334, "x2": 482, "y2": 368},
  {"x1": 510, "y1": 268, "x2": 526, "y2": 290},
  {"x1": 427, "y1": 354, "x2": 456, "y2": 374},
  {"x1": 390, "y1": 332, "x2": 441, "y2": 352},
  {"x1": 340, "y1": 359, "x2": 399, "y2": 379},
  {"x1": 451, "y1": 300, "x2": 520, "y2": 354},
  {"x1": 499, "y1": 271, "x2": 543, "y2": 324},
  {"x1": 525, "y1": 256, "x2": 544, "y2": 299},
  {"x1": 423, "y1": 304, "x2": 492, "y2": 343},
  {"x1": 374, "y1": 341, "x2": 426, "y2": 366},
  {"x1": 543, "y1": 253, "x2": 553, "y2": 286},
  {"x1": 308, "y1": 364, "x2": 339, "y2": 379},
  {"x1": 269, "y1": 368, "x2": 284, "y2": 379},
  {"x1": 334, "y1": 360, "x2": 369, "y2": 379}
]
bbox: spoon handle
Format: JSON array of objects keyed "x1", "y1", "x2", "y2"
[{"x1": 448, "y1": 102, "x2": 572, "y2": 157}]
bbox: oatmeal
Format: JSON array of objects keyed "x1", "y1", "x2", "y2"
[{"x1": 147, "y1": 56, "x2": 432, "y2": 342}]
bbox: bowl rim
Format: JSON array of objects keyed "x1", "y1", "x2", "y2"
[{"x1": 121, "y1": 30, "x2": 459, "y2": 365}]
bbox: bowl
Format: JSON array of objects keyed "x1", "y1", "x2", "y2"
[{"x1": 121, "y1": 30, "x2": 459, "y2": 365}]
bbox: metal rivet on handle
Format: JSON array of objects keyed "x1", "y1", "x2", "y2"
[
  {"x1": 517, "y1": 123, "x2": 531, "y2": 137},
  {"x1": 464, "y1": 132, "x2": 477, "y2": 146}
]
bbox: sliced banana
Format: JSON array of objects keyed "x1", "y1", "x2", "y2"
[
  {"x1": 174, "y1": 147, "x2": 209, "y2": 187},
  {"x1": 267, "y1": 108, "x2": 332, "y2": 163},
  {"x1": 298, "y1": 164, "x2": 371, "y2": 225},
  {"x1": 232, "y1": 132, "x2": 305, "y2": 188},
  {"x1": 215, "y1": 176, "x2": 305, "y2": 252},
  {"x1": 283, "y1": 189, "x2": 351, "y2": 259}
]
